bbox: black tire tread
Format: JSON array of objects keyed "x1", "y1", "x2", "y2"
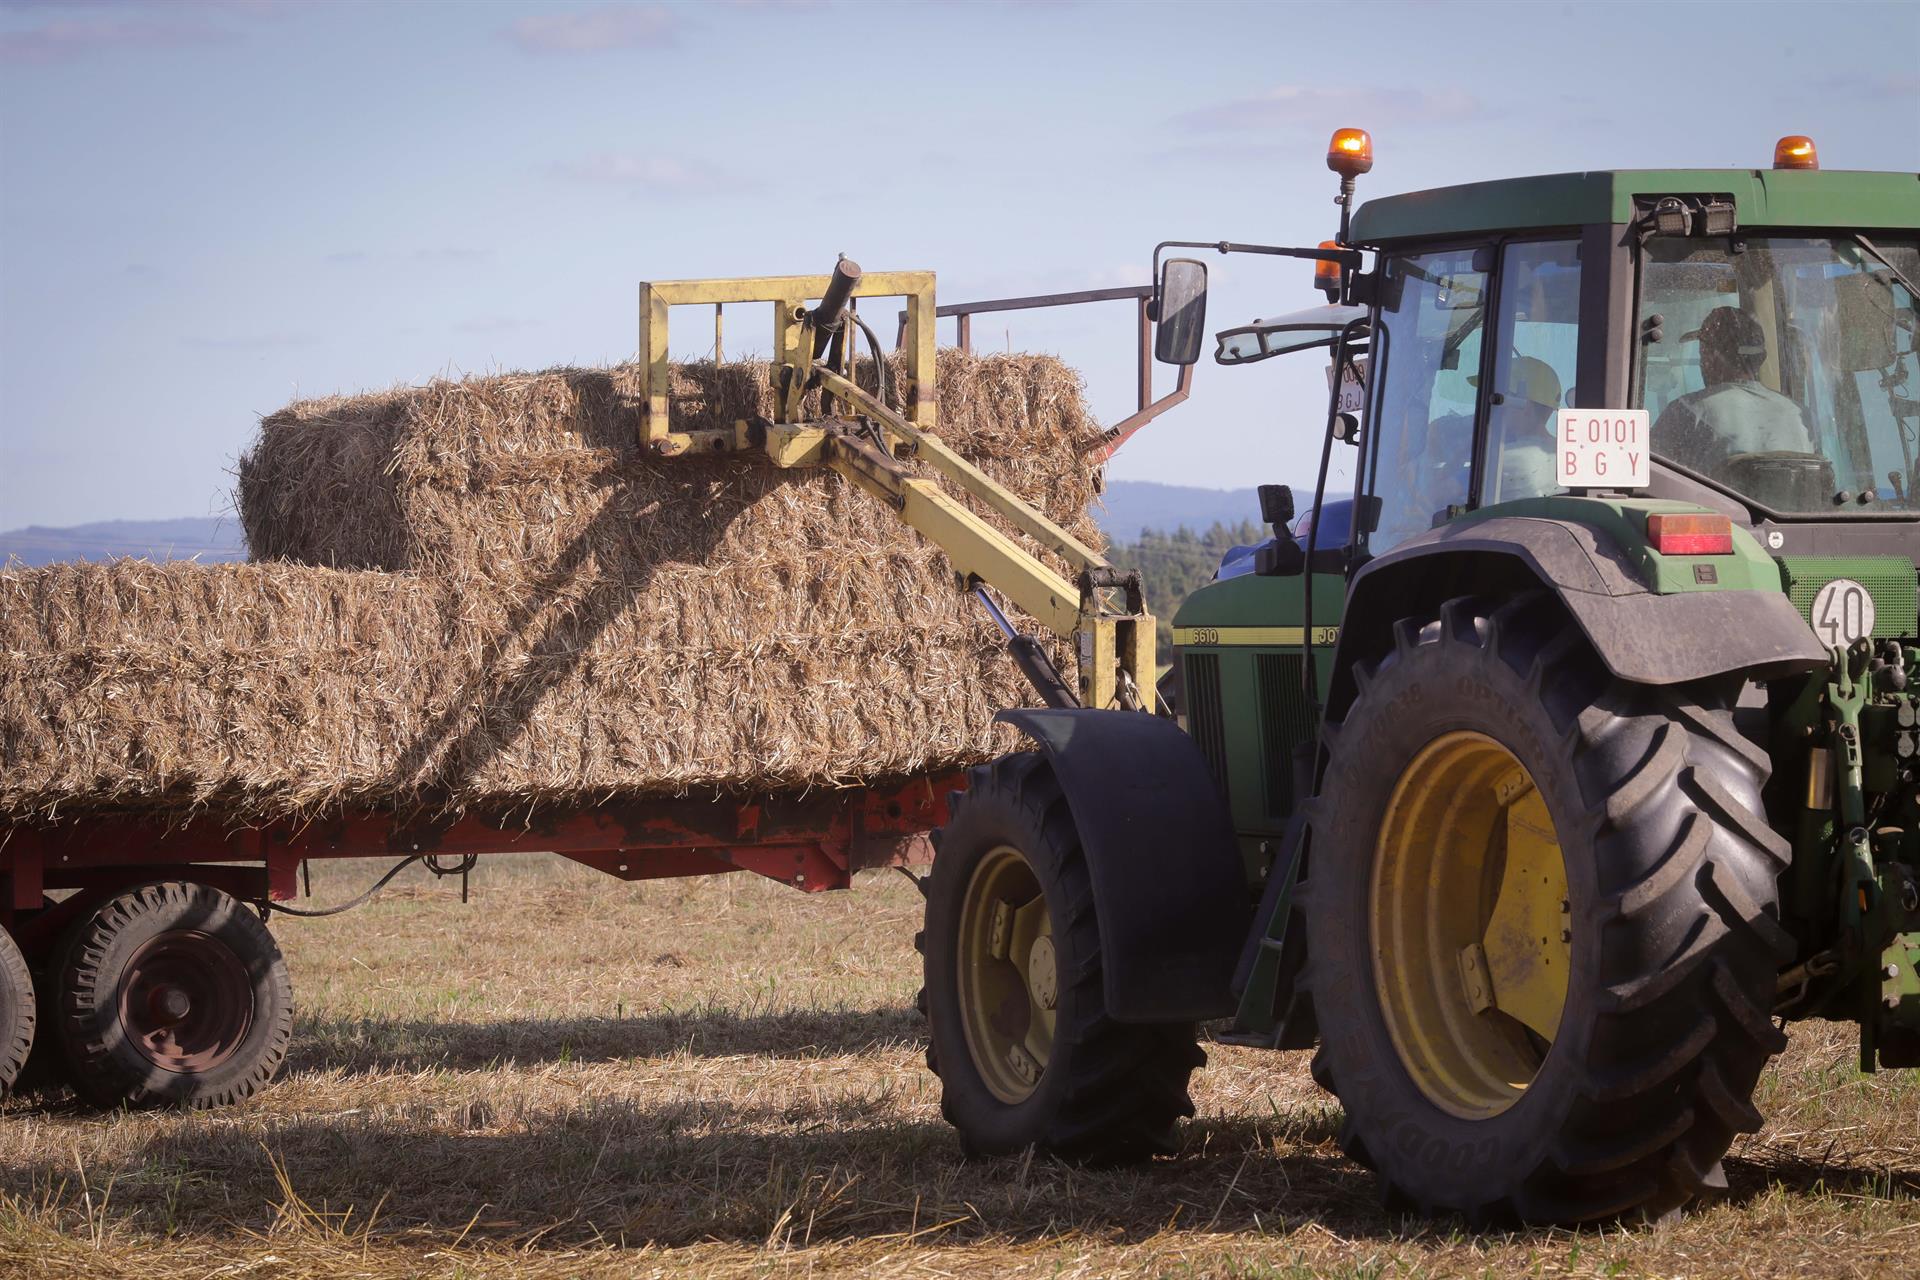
[
  {"x1": 59, "y1": 880, "x2": 292, "y2": 1110},
  {"x1": 0, "y1": 930, "x2": 33, "y2": 1099},
  {"x1": 918, "y1": 753, "x2": 1202, "y2": 1164},
  {"x1": 1297, "y1": 590, "x2": 1787, "y2": 1223}
]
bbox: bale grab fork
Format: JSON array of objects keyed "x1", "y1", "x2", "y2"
[{"x1": 636, "y1": 259, "x2": 1157, "y2": 713}]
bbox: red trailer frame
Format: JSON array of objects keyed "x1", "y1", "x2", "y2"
[
  {"x1": 0, "y1": 770, "x2": 960, "y2": 1107},
  {"x1": 2, "y1": 769, "x2": 963, "y2": 959}
]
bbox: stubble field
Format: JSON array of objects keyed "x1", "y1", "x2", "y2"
[{"x1": 2, "y1": 855, "x2": 1916, "y2": 1279}]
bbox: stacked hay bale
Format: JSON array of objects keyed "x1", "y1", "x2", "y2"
[{"x1": 0, "y1": 354, "x2": 1103, "y2": 826}]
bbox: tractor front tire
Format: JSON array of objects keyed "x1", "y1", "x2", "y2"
[
  {"x1": 56, "y1": 881, "x2": 293, "y2": 1109},
  {"x1": 0, "y1": 930, "x2": 33, "y2": 1100},
  {"x1": 1299, "y1": 592, "x2": 1790, "y2": 1223},
  {"x1": 919, "y1": 752, "x2": 1203, "y2": 1163}
]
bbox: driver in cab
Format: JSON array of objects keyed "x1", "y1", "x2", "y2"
[
  {"x1": 1481, "y1": 355, "x2": 1562, "y2": 502},
  {"x1": 1654, "y1": 306, "x2": 1811, "y2": 473}
]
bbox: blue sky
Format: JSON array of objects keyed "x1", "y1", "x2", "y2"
[{"x1": 2, "y1": 0, "x2": 1915, "y2": 529}]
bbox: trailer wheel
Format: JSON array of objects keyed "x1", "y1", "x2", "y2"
[
  {"x1": 1298, "y1": 592, "x2": 1789, "y2": 1223},
  {"x1": 918, "y1": 752, "x2": 1203, "y2": 1163},
  {"x1": 56, "y1": 881, "x2": 293, "y2": 1109},
  {"x1": 0, "y1": 930, "x2": 33, "y2": 1100}
]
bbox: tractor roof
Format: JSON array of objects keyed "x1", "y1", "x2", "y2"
[{"x1": 1349, "y1": 168, "x2": 1920, "y2": 245}]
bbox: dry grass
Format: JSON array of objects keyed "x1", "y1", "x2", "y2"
[
  {"x1": 3, "y1": 858, "x2": 1917, "y2": 1278},
  {"x1": 1, "y1": 353, "x2": 1097, "y2": 826}
]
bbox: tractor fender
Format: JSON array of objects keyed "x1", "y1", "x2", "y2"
[
  {"x1": 994, "y1": 708, "x2": 1250, "y2": 1022},
  {"x1": 1329, "y1": 515, "x2": 1828, "y2": 716}
]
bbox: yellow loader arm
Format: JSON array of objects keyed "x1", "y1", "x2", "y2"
[{"x1": 636, "y1": 261, "x2": 1154, "y2": 712}]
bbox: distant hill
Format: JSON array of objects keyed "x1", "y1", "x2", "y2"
[
  {"x1": 1094, "y1": 481, "x2": 1265, "y2": 541},
  {"x1": 1105, "y1": 519, "x2": 1266, "y2": 655},
  {"x1": 0, "y1": 517, "x2": 247, "y2": 567},
  {"x1": 6, "y1": 483, "x2": 1270, "y2": 568}
]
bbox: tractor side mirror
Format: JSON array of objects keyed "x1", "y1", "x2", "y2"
[
  {"x1": 1154, "y1": 258, "x2": 1209, "y2": 366},
  {"x1": 1257, "y1": 484, "x2": 1296, "y2": 526}
]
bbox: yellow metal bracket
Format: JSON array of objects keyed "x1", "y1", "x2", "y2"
[
  {"x1": 634, "y1": 268, "x2": 1154, "y2": 711},
  {"x1": 637, "y1": 272, "x2": 937, "y2": 455}
]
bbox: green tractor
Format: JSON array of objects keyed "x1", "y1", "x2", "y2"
[{"x1": 918, "y1": 132, "x2": 1920, "y2": 1223}]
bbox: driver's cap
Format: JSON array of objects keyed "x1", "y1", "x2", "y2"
[
  {"x1": 1680, "y1": 306, "x2": 1768, "y2": 359},
  {"x1": 1469, "y1": 354, "x2": 1562, "y2": 409}
]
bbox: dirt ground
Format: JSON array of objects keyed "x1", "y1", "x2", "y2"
[{"x1": 2, "y1": 855, "x2": 1916, "y2": 1278}]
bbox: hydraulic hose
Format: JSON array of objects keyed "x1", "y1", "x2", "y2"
[{"x1": 851, "y1": 311, "x2": 895, "y2": 414}]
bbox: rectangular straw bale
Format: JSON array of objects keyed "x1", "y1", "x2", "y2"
[
  {"x1": 236, "y1": 352, "x2": 1104, "y2": 584},
  {"x1": 0, "y1": 558, "x2": 1041, "y2": 825},
  {"x1": 4, "y1": 353, "x2": 1107, "y2": 825}
]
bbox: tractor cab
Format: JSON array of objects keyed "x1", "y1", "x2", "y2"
[
  {"x1": 1166, "y1": 141, "x2": 1919, "y2": 817},
  {"x1": 1343, "y1": 162, "x2": 1920, "y2": 556},
  {"x1": 1185, "y1": 143, "x2": 1920, "y2": 567}
]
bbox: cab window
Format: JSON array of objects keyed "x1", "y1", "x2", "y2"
[
  {"x1": 1482, "y1": 241, "x2": 1581, "y2": 505},
  {"x1": 1364, "y1": 247, "x2": 1488, "y2": 554},
  {"x1": 1639, "y1": 236, "x2": 1920, "y2": 513}
]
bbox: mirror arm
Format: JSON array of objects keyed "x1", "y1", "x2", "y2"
[
  {"x1": 1150, "y1": 240, "x2": 1363, "y2": 310},
  {"x1": 1088, "y1": 361, "x2": 1194, "y2": 461}
]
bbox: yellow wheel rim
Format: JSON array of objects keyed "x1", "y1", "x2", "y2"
[
  {"x1": 1371, "y1": 731, "x2": 1571, "y2": 1120},
  {"x1": 956, "y1": 844, "x2": 1057, "y2": 1104}
]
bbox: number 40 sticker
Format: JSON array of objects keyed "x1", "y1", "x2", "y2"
[{"x1": 1811, "y1": 578, "x2": 1876, "y2": 648}]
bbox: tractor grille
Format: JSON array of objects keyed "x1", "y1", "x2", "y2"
[
  {"x1": 1779, "y1": 556, "x2": 1919, "y2": 640},
  {"x1": 1256, "y1": 653, "x2": 1314, "y2": 819},
  {"x1": 1183, "y1": 652, "x2": 1229, "y2": 794}
]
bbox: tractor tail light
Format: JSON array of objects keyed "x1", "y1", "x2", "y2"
[
  {"x1": 1315, "y1": 240, "x2": 1343, "y2": 292},
  {"x1": 1647, "y1": 512, "x2": 1733, "y2": 555}
]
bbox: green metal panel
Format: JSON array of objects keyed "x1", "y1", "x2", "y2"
[
  {"x1": 1183, "y1": 651, "x2": 1229, "y2": 787},
  {"x1": 1173, "y1": 568, "x2": 1348, "y2": 631},
  {"x1": 1255, "y1": 652, "x2": 1314, "y2": 819},
  {"x1": 1174, "y1": 572, "x2": 1346, "y2": 864},
  {"x1": 1453, "y1": 494, "x2": 1784, "y2": 593},
  {"x1": 1350, "y1": 169, "x2": 1920, "y2": 245},
  {"x1": 1778, "y1": 556, "x2": 1920, "y2": 640}
]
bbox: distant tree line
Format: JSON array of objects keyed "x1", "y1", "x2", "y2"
[{"x1": 1104, "y1": 519, "x2": 1265, "y2": 655}]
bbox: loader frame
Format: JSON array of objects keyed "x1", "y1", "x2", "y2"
[{"x1": 635, "y1": 269, "x2": 1157, "y2": 712}]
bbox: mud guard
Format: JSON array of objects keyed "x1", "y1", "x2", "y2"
[
  {"x1": 996, "y1": 708, "x2": 1250, "y2": 1022},
  {"x1": 1330, "y1": 514, "x2": 1828, "y2": 717}
]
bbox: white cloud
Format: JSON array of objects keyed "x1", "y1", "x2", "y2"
[
  {"x1": 455, "y1": 317, "x2": 543, "y2": 335},
  {"x1": 0, "y1": 0, "x2": 293, "y2": 65},
  {"x1": 181, "y1": 331, "x2": 320, "y2": 351},
  {"x1": 506, "y1": 3, "x2": 678, "y2": 54},
  {"x1": 0, "y1": 14, "x2": 223, "y2": 63},
  {"x1": 1175, "y1": 85, "x2": 1485, "y2": 134},
  {"x1": 553, "y1": 152, "x2": 758, "y2": 197}
]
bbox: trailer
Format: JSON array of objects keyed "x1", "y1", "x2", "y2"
[
  {"x1": 0, "y1": 771, "x2": 960, "y2": 1106},
  {"x1": 0, "y1": 281, "x2": 1192, "y2": 1111}
]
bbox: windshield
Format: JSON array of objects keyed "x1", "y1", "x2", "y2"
[
  {"x1": 1638, "y1": 235, "x2": 1920, "y2": 515},
  {"x1": 1363, "y1": 246, "x2": 1488, "y2": 553}
]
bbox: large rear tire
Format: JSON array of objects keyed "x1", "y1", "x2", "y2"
[
  {"x1": 56, "y1": 881, "x2": 293, "y2": 1109},
  {"x1": 1299, "y1": 592, "x2": 1790, "y2": 1223},
  {"x1": 0, "y1": 931, "x2": 33, "y2": 1100},
  {"x1": 919, "y1": 752, "x2": 1204, "y2": 1163}
]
